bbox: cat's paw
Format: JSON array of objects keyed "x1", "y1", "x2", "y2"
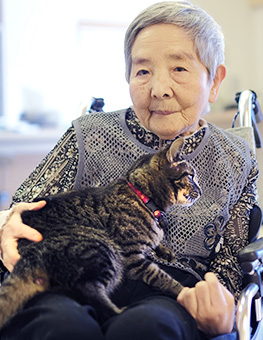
[{"x1": 152, "y1": 244, "x2": 177, "y2": 263}]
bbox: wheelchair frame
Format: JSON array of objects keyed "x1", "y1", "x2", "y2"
[{"x1": 231, "y1": 89, "x2": 263, "y2": 340}]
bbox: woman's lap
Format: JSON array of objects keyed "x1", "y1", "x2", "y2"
[
  {"x1": 0, "y1": 292, "x2": 104, "y2": 340},
  {"x1": 104, "y1": 295, "x2": 200, "y2": 340},
  {"x1": 0, "y1": 291, "x2": 236, "y2": 340}
]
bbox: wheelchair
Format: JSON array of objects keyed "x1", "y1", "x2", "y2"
[{"x1": 229, "y1": 89, "x2": 263, "y2": 340}]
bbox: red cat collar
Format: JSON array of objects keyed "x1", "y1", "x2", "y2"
[{"x1": 126, "y1": 181, "x2": 167, "y2": 228}]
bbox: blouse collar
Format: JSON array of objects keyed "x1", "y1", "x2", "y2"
[{"x1": 125, "y1": 107, "x2": 207, "y2": 155}]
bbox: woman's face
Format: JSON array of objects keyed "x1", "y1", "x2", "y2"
[{"x1": 129, "y1": 24, "x2": 225, "y2": 139}]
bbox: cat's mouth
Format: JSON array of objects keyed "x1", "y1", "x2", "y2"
[{"x1": 175, "y1": 189, "x2": 201, "y2": 206}]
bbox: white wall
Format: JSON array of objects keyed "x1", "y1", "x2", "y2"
[{"x1": 191, "y1": 0, "x2": 263, "y2": 110}]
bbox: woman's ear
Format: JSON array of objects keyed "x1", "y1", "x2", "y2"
[{"x1": 209, "y1": 64, "x2": 226, "y2": 103}]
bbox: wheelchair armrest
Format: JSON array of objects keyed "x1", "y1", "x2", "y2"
[
  {"x1": 238, "y1": 238, "x2": 263, "y2": 303},
  {"x1": 238, "y1": 238, "x2": 263, "y2": 264}
]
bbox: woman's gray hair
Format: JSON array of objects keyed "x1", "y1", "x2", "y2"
[{"x1": 124, "y1": 1, "x2": 225, "y2": 82}]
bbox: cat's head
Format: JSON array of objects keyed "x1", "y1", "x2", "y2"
[
  {"x1": 164, "y1": 138, "x2": 202, "y2": 206},
  {"x1": 125, "y1": 138, "x2": 202, "y2": 211}
]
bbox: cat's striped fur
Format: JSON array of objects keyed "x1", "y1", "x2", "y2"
[{"x1": 0, "y1": 138, "x2": 201, "y2": 328}]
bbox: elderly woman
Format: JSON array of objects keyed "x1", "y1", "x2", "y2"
[{"x1": 0, "y1": 1, "x2": 258, "y2": 339}]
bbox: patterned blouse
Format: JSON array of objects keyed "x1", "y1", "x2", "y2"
[{"x1": 11, "y1": 108, "x2": 259, "y2": 300}]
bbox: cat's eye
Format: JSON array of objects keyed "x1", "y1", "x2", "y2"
[
  {"x1": 174, "y1": 172, "x2": 189, "y2": 180},
  {"x1": 174, "y1": 172, "x2": 194, "y2": 181}
]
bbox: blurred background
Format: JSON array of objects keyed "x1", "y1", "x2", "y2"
[{"x1": 0, "y1": 0, "x2": 262, "y2": 209}]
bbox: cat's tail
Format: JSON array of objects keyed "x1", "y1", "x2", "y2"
[{"x1": 0, "y1": 268, "x2": 49, "y2": 329}]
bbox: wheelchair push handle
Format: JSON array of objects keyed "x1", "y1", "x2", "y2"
[{"x1": 234, "y1": 90, "x2": 262, "y2": 148}]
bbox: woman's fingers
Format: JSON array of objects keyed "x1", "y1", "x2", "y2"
[{"x1": 0, "y1": 201, "x2": 45, "y2": 271}]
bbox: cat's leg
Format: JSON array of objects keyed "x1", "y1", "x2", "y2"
[
  {"x1": 67, "y1": 236, "x2": 125, "y2": 323},
  {"x1": 126, "y1": 255, "x2": 183, "y2": 297},
  {"x1": 0, "y1": 264, "x2": 49, "y2": 329}
]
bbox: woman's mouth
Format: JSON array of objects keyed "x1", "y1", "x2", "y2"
[{"x1": 151, "y1": 110, "x2": 175, "y2": 116}]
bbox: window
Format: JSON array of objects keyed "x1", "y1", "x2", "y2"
[
  {"x1": 75, "y1": 21, "x2": 131, "y2": 117},
  {"x1": 1, "y1": 0, "x2": 139, "y2": 130}
]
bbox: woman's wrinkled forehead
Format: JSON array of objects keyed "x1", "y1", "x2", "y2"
[
  {"x1": 130, "y1": 23, "x2": 202, "y2": 70},
  {"x1": 128, "y1": 24, "x2": 200, "y2": 79}
]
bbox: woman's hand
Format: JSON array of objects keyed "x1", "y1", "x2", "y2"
[
  {"x1": 177, "y1": 272, "x2": 235, "y2": 337},
  {"x1": 0, "y1": 201, "x2": 45, "y2": 272}
]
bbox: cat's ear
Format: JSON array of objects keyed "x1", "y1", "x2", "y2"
[{"x1": 166, "y1": 138, "x2": 184, "y2": 163}]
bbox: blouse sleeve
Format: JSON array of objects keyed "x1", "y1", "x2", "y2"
[
  {"x1": 208, "y1": 151, "x2": 259, "y2": 300},
  {"x1": 11, "y1": 127, "x2": 79, "y2": 205}
]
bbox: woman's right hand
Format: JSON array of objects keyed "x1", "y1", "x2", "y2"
[
  {"x1": 177, "y1": 272, "x2": 235, "y2": 337},
  {"x1": 0, "y1": 201, "x2": 45, "y2": 272}
]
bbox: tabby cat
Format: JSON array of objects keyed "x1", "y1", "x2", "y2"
[{"x1": 0, "y1": 138, "x2": 201, "y2": 328}]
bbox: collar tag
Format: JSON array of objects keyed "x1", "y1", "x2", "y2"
[{"x1": 126, "y1": 181, "x2": 167, "y2": 229}]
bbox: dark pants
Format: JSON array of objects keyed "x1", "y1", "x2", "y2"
[
  {"x1": 0, "y1": 267, "x2": 236, "y2": 340},
  {"x1": 0, "y1": 292, "x2": 201, "y2": 340}
]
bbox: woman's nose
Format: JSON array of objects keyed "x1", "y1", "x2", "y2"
[{"x1": 150, "y1": 72, "x2": 174, "y2": 99}]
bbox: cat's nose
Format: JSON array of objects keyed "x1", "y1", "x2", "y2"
[
  {"x1": 192, "y1": 187, "x2": 202, "y2": 200},
  {"x1": 195, "y1": 185, "x2": 202, "y2": 197}
]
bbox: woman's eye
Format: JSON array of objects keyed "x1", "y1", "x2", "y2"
[
  {"x1": 136, "y1": 69, "x2": 149, "y2": 76},
  {"x1": 174, "y1": 67, "x2": 186, "y2": 72}
]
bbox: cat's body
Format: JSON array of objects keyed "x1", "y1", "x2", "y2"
[{"x1": 0, "y1": 138, "x2": 201, "y2": 328}]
